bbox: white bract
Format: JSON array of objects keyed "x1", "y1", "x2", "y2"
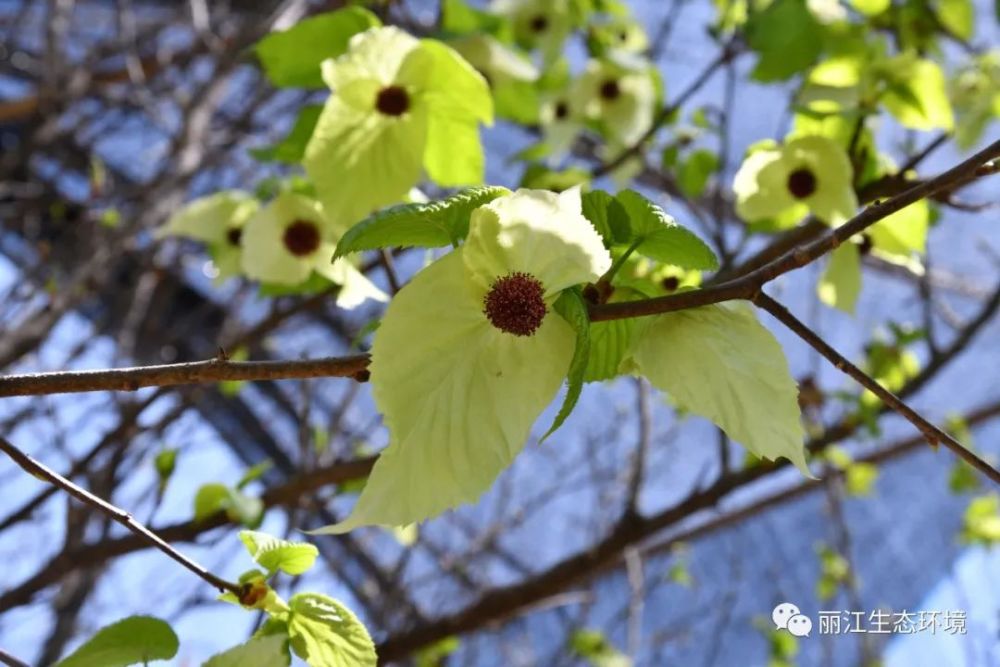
[
  {"x1": 158, "y1": 190, "x2": 259, "y2": 280},
  {"x1": 315, "y1": 188, "x2": 612, "y2": 532},
  {"x1": 733, "y1": 135, "x2": 858, "y2": 226},
  {"x1": 304, "y1": 27, "x2": 493, "y2": 228},
  {"x1": 240, "y1": 192, "x2": 386, "y2": 308}
]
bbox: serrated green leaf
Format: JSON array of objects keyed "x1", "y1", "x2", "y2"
[
  {"x1": 584, "y1": 287, "x2": 649, "y2": 382},
  {"x1": 56, "y1": 616, "x2": 178, "y2": 667},
  {"x1": 288, "y1": 593, "x2": 377, "y2": 667},
  {"x1": 542, "y1": 288, "x2": 591, "y2": 440},
  {"x1": 239, "y1": 531, "x2": 319, "y2": 576},
  {"x1": 334, "y1": 186, "x2": 510, "y2": 257},
  {"x1": 817, "y1": 243, "x2": 862, "y2": 314},
  {"x1": 629, "y1": 303, "x2": 811, "y2": 476},
  {"x1": 249, "y1": 106, "x2": 323, "y2": 164},
  {"x1": 581, "y1": 190, "x2": 631, "y2": 245},
  {"x1": 615, "y1": 190, "x2": 719, "y2": 270},
  {"x1": 203, "y1": 635, "x2": 290, "y2": 667},
  {"x1": 255, "y1": 8, "x2": 381, "y2": 88}
]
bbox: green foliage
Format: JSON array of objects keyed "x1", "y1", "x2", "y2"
[
  {"x1": 415, "y1": 637, "x2": 461, "y2": 667},
  {"x1": 203, "y1": 635, "x2": 290, "y2": 667},
  {"x1": 677, "y1": 148, "x2": 720, "y2": 198},
  {"x1": 961, "y1": 494, "x2": 1000, "y2": 545},
  {"x1": 255, "y1": 8, "x2": 381, "y2": 88},
  {"x1": 334, "y1": 186, "x2": 510, "y2": 257},
  {"x1": 815, "y1": 543, "x2": 853, "y2": 600},
  {"x1": 56, "y1": 616, "x2": 178, "y2": 667},
  {"x1": 287, "y1": 594, "x2": 377, "y2": 667},
  {"x1": 239, "y1": 530, "x2": 319, "y2": 576},
  {"x1": 193, "y1": 482, "x2": 264, "y2": 528},
  {"x1": 568, "y1": 629, "x2": 631, "y2": 667},
  {"x1": 543, "y1": 288, "x2": 592, "y2": 438},
  {"x1": 153, "y1": 447, "x2": 178, "y2": 493},
  {"x1": 746, "y1": 0, "x2": 824, "y2": 81},
  {"x1": 614, "y1": 189, "x2": 719, "y2": 270}
]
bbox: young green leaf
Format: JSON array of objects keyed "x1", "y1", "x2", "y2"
[
  {"x1": 817, "y1": 243, "x2": 861, "y2": 314},
  {"x1": 56, "y1": 616, "x2": 178, "y2": 667},
  {"x1": 255, "y1": 8, "x2": 381, "y2": 88},
  {"x1": 204, "y1": 635, "x2": 290, "y2": 667},
  {"x1": 334, "y1": 186, "x2": 510, "y2": 258},
  {"x1": 615, "y1": 189, "x2": 719, "y2": 270},
  {"x1": 239, "y1": 530, "x2": 319, "y2": 576},
  {"x1": 542, "y1": 288, "x2": 591, "y2": 439},
  {"x1": 288, "y1": 593, "x2": 377, "y2": 667},
  {"x1": 194, "y1": 483, "x2": 264, "y2": 527},
  {"x1": 678, "y1": 149, "x2": 720, "y2": 198},
  {"x1": 584, "y1": 287, "x2": 651, "y2": 382},
  {"x1": 628, "y1": 303, "x2": 811, "y2": 476}
]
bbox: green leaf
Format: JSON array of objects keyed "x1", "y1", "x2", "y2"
[
  {"x1": 568, "y1": 629, "x2": 630, "y2": 667},
  {"x1": 542, "y1": 288, "x2": 591, "y2": 439},
  {"x1": 615, "y1": 190, "x2": 719, "y2": 270},
  {"x1": 249, "y1": 106, "x2": 323, "y2": 164},
  {"x1": 882, "y1": 58, "x2": 954, "y2": 130},
  {"x1": 153, "y1": 448, "x2": 177, "y2": 491},
  {"x1": 56, "y1": 616, "x2": 178, "y2": 667},
  {"x1": 817, "y1": 243, "x2": 862, "y2": 314},
  {"x1": 255, "y1": 8, "x2": 381, "y2": 88},
  {"x1": 415, "y1": 637, "x2": 461, "y2": 667},
  {"x1": 194, "y1": 483, "x2": 263, "y2": 527},
  {"x1": 937, "y1": 0, "x2": 973, "y2": 39},
  {"x1": 237, "y1": 460, "x2": 274, "y2": 490},
  {"x1": 746, "y1": 0, "x2": 824, "y2": 82},
  {"x1": 961, "y1": 494, "x2": 1000, "y2": 545},
  {"x1": 850, "y1": 0, "x2": 890, "y2": 15},
  {"x1": 203, "y1": 635, "x2": 290, "y2": 667},
  {"x1": 629, "y1": 303, "x2": 811, "y2": 475},
  {"x1": 239, "y1": 531, "x2": 319, "y2": 576},
  {"x1": 869, "y1": 199, "x2": 929, "y2": 256},
  {"x1": 334, "y1": 186, "x2": 510, "y2": 257},
  {"x1": 288, "y1": 593, "x2": 377, "y2": 667},
  {"x1": 677, "y1": 149, "x2": 720, "y2": 198},
  {"x1": 584, "y1": 287, "x2": 649, "y2": 382},
  {"x1": 581, "y1": 189, "x2": 631, "y2": 245}
]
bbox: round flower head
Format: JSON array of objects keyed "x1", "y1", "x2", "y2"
[
  {"x1": 157, "y1": 190, "x2": 259, "y2": 281},
  {"x1": 493, "y1": 0, "x2": 574, "y2": 63},
  {"x1": 316, "y1": 188, "x2": 612, "y2": 532},
  {"x1": 304, "y1": 27, "x2": 492, "y2": 227},
  {"x1": 240, "y1": 192, "x2": 386, "y2": 308},
  {"x1": 573, "y1": 58, "x2": 656, "y2": 147},
  {"x1": 733, "y1": 135, "x2": 858, "y2": 226}
]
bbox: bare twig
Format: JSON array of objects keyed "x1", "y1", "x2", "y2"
[
  {"x1": 752, "y1": 293, "x2": 1000, "y2": 484},
  {"x1": 0, "y1": 436, "x2": 243, "y2": 596}
]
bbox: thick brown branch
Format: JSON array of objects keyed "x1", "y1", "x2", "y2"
[{"x1": 0, "y1": 354, "x2": 371, "y2": 397}]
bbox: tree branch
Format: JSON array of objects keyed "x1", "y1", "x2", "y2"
[
  {"x1": 0, "y1": 436, "x2": 243, "y2": 597},
  {"x1": 752, "y1": 293, "x2": 1000, "y2": 484},
  {"x1": 0, "y1": 354, "x2": 370, "y2": 397}
]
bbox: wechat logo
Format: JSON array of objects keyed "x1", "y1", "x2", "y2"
[{"x1": 773, "y1": 602, "x2": 812, "y2": 637}]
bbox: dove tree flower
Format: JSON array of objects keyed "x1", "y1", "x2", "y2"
[
  {"x1": 317, "y1": 188, "x2": 611, "y2": 532},
  {"x1": 493, "y1": 0, "x2": 574, "y2": 63},
  {"x1": 304, "y1": 27, "x2": 493, "y2": 228},
  {"x1": 573, "y1": 57, "x2": 657, "y2": 147},
  {"x1": 733, "y1": 135, "x2": 858, "y2": 226},
  {"x1": 240, "y1": 192, "x2": 386, "y2": 308},
  {"x1": 157, "y1": 190, "x2": 259, "y2": 280}
]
